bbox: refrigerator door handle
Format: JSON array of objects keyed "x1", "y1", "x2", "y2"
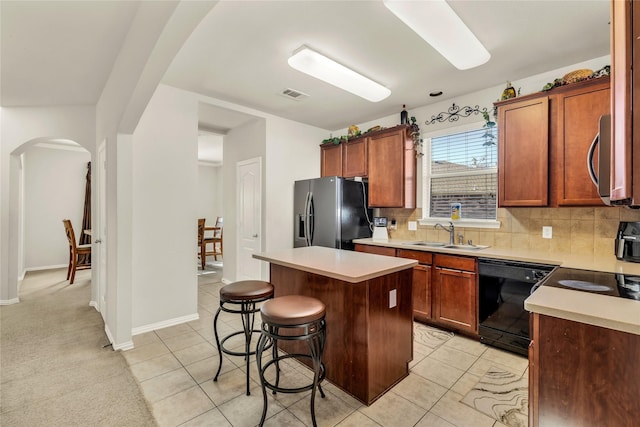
[{"x1": 305, "y1": 191, "x2": 314, "y2": 246}]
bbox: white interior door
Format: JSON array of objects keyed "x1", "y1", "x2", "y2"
[
  {"x1": 236, "y1": 157, "x2": 262, "y2": 280},
  {"x1": 97, "y1": 140, "x2": 107, "y2": 319}
]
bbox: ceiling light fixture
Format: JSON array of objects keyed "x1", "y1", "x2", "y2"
[
  {"x1": 287, "y1": 46, "x2": 391, "y2": 102},
  {"x1": 383, "y1": 0, "x2": 490, "y2": 70}
]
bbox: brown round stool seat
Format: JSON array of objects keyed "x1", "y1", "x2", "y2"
[
  {"x1": 260, "y1": 295, "x2": 325, "y2": 326},
  {"x1": 220, "y1": 280, "x2": 274, "y2": 302}
]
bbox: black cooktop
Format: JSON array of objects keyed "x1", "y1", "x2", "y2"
[{"x1": 540, "y1": 267, "x2": 640, "y2": 301}]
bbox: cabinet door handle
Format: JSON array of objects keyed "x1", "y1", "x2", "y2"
[{"x1": 438, "y1": 267, "x2": 473, "y2": 275}]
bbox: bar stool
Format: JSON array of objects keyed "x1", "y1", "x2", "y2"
[
  {"x1": 255, "y1": 295, "x2": 326, "y2": 427},
  {"x1": 213, "y1": 280, "x2": 274, "y2": 396}
]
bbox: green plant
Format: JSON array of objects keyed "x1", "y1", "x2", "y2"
[
  {"x1": 410, "y1": 117, "x2": 424, "y2": 157},
  {"x1": 482, "y1": 111, "x2": 496, "y2": 146}
]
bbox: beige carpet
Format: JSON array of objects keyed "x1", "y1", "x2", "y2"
[{"x1": 0, "y1": 268, "x2": 156, "y2": 426}]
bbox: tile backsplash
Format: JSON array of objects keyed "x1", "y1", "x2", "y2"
[{"x1": 380, "y1": 207, "x2": 640, "y2": 256}]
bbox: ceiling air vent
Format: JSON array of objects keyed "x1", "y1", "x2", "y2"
[{"x1": 281, "y1": 88, "x2": 309, "y2": 101}]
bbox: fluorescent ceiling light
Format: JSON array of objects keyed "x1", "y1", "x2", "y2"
[
  {"x1": 383, "y1": 0, "x2": 490, "y2": 70},
  {"x1": 288, "y1": 46, "x2": 391, "y2": 102}
]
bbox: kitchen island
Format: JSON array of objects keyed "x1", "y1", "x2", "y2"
[
  {"x1": 525, "y1": 285, "x2": 639, "y2": 427},
  {"x1": 253, "y1": 246, "x2": 417, "y2": 405}
]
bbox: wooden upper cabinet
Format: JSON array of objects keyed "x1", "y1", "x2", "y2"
[
  {"x1": 497, "y1": 96, "x2": 550, "y2": 206},
  {"x1": 610, "y1": 0, "x2": 640, "y2": 206},
  {"x1": 497, "y1": 77, "x2": 611, "y2": 207},
  {"x1": 553, "y1": 78, "x2": 610, "y2": 206},
  {"x1": 367, "y1": 125, "x2": 416, "y2": 208},
  {"x1": 343, "y1": 138, "x2": 367, "y2": 178},
  {"x1": 320, "y1": 143, "x2": 342, "y2": 177}
]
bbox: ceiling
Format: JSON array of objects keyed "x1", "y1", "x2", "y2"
[{"x1": 2, "y1": 0, "x2": 611, "y2": 157}]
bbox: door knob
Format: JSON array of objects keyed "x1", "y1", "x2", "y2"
[
  {"x1": 252, "y1": 234, "x2": 258, "y2": 238},
  {"x1": 94, "y1": 239, "x2": 102, "y2": 244}
]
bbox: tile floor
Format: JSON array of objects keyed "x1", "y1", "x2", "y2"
[{"x1": 124, "y1": 273, "x2": 529, "y2": 427}]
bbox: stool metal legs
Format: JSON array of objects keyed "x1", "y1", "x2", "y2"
[
  {"x1": 213, "y1": 299, "x2": 265, "y2": 396},
  {"x1": 256, "y1": 319, "x2": 326, "y2": 427}
]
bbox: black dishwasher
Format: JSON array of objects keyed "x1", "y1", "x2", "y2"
[{"x1": 478, "y1": 258, "x2": 556, "y2": 356}]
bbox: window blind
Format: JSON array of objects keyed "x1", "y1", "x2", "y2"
[{"x1": 427, "y1": 127, "x2": 497, "y2": 220}]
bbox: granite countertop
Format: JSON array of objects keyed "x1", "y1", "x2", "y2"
[
  {"x1": 253, "y1": 246, "x2": 417, "y2": 283},
  {"x1": 354, "y1": 237, "x2": 640, "y2": 335}
]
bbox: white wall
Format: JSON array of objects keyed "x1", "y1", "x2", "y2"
[
  {"x1": 197, "y1": 164, "x2": 222, "y2": 224},
  {"x1": 264, "y1": 118, "x2": 326, "y2": 256},
  {"x1": 94, "y1": 0, "x2": 215, "y2": 348},
  {"x1": 23, "y1": 145, "x2": 91, "y2": 270},
  {"x1": 131, "y1": 84, "x2": 199, "y2": 329},
  {"x1": 340, "y1": 56, "x2": 611, "y2": 136}
]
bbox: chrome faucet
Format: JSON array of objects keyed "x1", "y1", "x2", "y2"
[{"x1": 434, "y1": 221, "x2": 455, "y2": 245}]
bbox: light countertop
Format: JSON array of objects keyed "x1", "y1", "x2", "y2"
[
  {"x1": 353, "y1": 238, "x2": 640, "y2": 275},
  {"x1": 525, "y1": 286, "x2": 640, "y2": 335},
  {"x1": 253, "y1": 246, "x2": 417, "y2": 283},
  {"x1": 354, "y1": 237, "x2": 640, "y2": 335}
]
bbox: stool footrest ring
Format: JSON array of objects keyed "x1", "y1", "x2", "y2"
[{"x1": 259, "y1": 353, "x2": 326, "y2": 395}]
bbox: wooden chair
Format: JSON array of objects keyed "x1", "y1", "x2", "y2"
[
  {"x1": 198, "y1": 218, "x2": 222, "y2": 269},
  {"x1": 62, "y1": 219, "x2": 91, "y2": 284},
  {"x1": 210, "y1": 217, "x2": 223, "y2": 260}
]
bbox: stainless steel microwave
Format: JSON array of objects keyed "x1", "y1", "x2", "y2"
[{"x1": 587, "y1": 114, "x2": 611, "y2": 206}]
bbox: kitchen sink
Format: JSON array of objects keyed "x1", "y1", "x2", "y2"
[
  {"x1": 443, "y1": 244, "x2": 489, "y2": 250},
  {"x1": 401, "y1": 242, "x2": 490, "y2": 250},
  {"x1": 402, "y1": 241, "x2": 446, "y2": 247}
]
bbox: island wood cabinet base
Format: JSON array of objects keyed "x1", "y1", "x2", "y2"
[
  {"x1": 268, "y1": 264, "x2": 413, "y2": 405},
  {"x1": 529, "y1": 313, "x2": 640, "y2": 427}
]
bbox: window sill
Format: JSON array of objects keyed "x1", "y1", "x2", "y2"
[{"x1": 418, "y1": 218, "x2": 501, "y2": 229}]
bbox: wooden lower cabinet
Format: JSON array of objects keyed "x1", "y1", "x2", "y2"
[
  {"x1": 432, "y1": 254, "x2": 478, "y2": 334},
  {"x1": 269, "y1": 264, "x2": 413, "y2": 405},
  {"x1": 396, "y1": 249, "x2": 433, "y2": 321},
  {"x1": 412, "y1": 264, "x2": 432, "y2": 320},
  {"x1": 529, "y1": 313, "x2": 640, "y2": 427},
  {"x1": 357, "y1": 245, "x2": 479, "y2": 333},
  {"x1": 354, "y1": 243, "x2": 396, "y2": 257}
]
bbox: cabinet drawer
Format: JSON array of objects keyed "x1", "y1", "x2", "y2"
[
  {"x1": 434, "y1": 254, "x2": 476, "y2": 272},
  {"x1": 397, "y1": 249, "x2": 433, "y2": 265},
  {"x1": 354, "y1": 244, "x2": 396, "y2": 257}
]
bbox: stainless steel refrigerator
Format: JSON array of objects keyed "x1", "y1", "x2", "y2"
[{"x1": 294, "y1": 176, "x2": 373, "y2": 250}]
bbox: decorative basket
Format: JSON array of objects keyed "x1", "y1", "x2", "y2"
[{"x1": 562, "y1": 69, "x2": 593, "y2": 84}]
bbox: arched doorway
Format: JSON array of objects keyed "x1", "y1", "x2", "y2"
[{"x1": 5, "y1": 137, "x2": 95, "y2": 305}]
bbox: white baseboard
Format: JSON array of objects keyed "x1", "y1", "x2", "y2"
[
  {"x1": 22, "y1": 264, "x2": 67, "y2": 275},
  {"x1": 113, "y1": 340, "x2": 134, "y2": 351},
  {"x1": 131, "y1": 312, "x2": 200, "y2": 337},
  {"x1": 105, "y1": 325, "x2": 135, "y2": 351},
  {"x1": 0, "y1": 298, "x2": 20, "y2": 305},
  {"x1": 221, "y1": 277, "x2": 232, "y2": 284},
  {"x1": 89, "y1": 300, "x2": 98, "y2": 310}
]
